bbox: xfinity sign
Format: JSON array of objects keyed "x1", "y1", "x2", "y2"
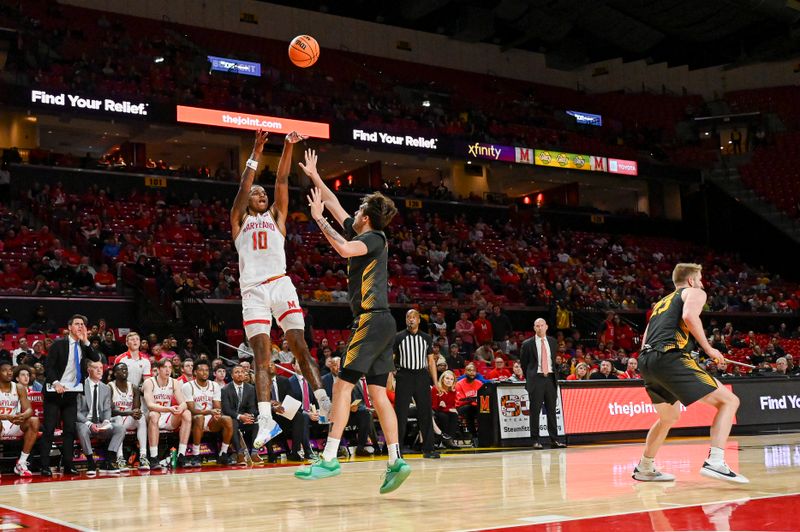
[
  {"x1": 31, "y1": 89, "x2": 148, "y2": 116},
  {"x1": 352, "y1": 129, "x2": 438, "y2": 151}
]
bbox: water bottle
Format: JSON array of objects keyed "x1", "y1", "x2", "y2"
[{"x1": 170, "y1": 447, "x2": 177, "y2": 469}]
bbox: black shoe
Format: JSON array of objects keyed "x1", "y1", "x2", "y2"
[
  {"x1": 64, "y1": 467, "x2": 80, "y2": 476},
  {"x1": 355, "y1": 447, "x2": 373, "y2": 457},
  {"x1": 85, "y1": 457, "x2": 97, "y2": 476},
  {"x1": 176, "y1": 454, "x2": 188, "y2": 468},
  {"x1": 551, "y1": 441, "x2": 567, "y2": 448},
  {"x1": 532, "y1": 442, "x2": 544, "y2": 449},
  {"x1": 191, "y1": 456, "x2": 203, "y2": 467},
  {"x1": 266, "y1": 454, "x2": 278, "y2": 463},
  {"x1": 40, "y1": 468, "x2": 53, "y2": 477},
  {"x1": 441, "y1": 434, "x2": 459, "y2": 449},
  {"x1": 423, "y1": 451, "x2": 441, "y2": 459},
  {"x1": 217, "y1": 453, "x2": 232, "y2": 466},
  {"x1": 286, "y1": 452, "x2": 305, "y2": 462},
  {"x1": 103, "y1": 460, "x2": 120, "y2": 474}
]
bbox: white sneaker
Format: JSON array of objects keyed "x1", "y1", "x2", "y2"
[
  {"x1": 632, "y1": 466, "x2": 675, "y2": 482},
  {"x1": 318, "y1": 396, "x2": 332, "y2": 424},
  {"x1": 14, "y1": 462, "x2": 32, "y2": 477},
  {"x1": 700, "y1": 461, "x2": 749, "y2": 484},
  {"x1": 253, "y1": 416, "x2": 282, "y2": 449}
]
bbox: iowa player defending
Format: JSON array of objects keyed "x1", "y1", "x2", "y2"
[
  {"x1": 231, "y1": 130, "x2": 330, "y2": 450},
  {"x1": 634, "y1": 263, "x2": 748, "y2": 483},
  {"x1": 295, "y1": 149, "x2": 411, "y2": 494}
]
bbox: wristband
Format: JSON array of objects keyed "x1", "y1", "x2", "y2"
[{"x1": 246, "y1": 158, "x2": 259, "y2": 170}]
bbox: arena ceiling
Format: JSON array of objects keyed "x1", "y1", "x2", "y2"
[{"x1": 261, "y1": 0, "x2": 800, "y2": 69}]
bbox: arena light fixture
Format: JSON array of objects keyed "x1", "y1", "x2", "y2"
[{"x1": 154, "y1": 56, "x2": 165, "y2": 63}]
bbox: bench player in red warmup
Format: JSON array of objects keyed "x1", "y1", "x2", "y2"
[{"x1": 231, "y1": 129, "x2": 330, "y2": 450}]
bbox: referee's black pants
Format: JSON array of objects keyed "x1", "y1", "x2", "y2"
[{"x1": 394, "y1": 368, "x2": 434, "y2": 453}]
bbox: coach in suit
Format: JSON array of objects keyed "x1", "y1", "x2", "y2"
[
  {"x1": 323, "y1": 357, "x2": 372, "y2": 456},
  {"x1": 76, "y1": 360, "x2": 125, "y2": 473},
  {"x1": 519, "y1": 318, "x2": 566, "y2": 449},
  {"x1": 39, "y1": 314, "x2": 101, "y2": 476},
  {"x1": 288, "y1": 359, "x2": 321, "y2": 459},
  {"x1": 221, "y1": 364, "x2": 260, "y2": 463}
]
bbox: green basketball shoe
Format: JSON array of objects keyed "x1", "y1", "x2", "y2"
[
  {"x1": 294, "y1": 457, "x2": 341, "y2": 480},
  {"x1": 379, "y1": 458, "x2": 411, "y2": 494}
]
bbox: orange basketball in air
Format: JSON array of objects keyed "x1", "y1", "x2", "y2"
[{"x1": 289, "y1": 35, "x2": 320, "y2": 68}]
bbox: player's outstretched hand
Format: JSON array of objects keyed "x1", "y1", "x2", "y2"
[
  {"x1": 253, "y1": 129, "x2": 269, "y2": 154},
  {"x1": 307, "y1": 187, "x2": 326, "y2": 219},
  {"x1": 298, "y1": 149, "x2": 319, "y2": 178},
  {"x1": 285, "y1": 131, "x2": 308, "y2": 144}
]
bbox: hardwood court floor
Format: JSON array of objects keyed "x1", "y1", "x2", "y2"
[{"x1": 0, "y1": 433, "x2": 798, "y2": 531}]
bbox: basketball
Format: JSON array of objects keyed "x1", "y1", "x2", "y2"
[{"x1": 289, "y1": 35, "x2": 320, "y2": 68}]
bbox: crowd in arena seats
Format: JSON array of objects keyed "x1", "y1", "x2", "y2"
[
  {"x1": 5, "y1": 177, "x2": 800, "y2": 320},
  {"x1": 1, "y1": 1, "x2": 713, "y2": 170}
]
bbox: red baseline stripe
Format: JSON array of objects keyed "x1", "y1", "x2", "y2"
[{"x1": 277, "y1": 308, "x2": 303, "y2": 322}]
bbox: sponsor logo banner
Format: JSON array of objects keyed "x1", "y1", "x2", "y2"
[
  {"x1": 176, "y1": 105, "x2": 330, "y2": 138},
  {"x1": 208, "y1": 55, "x2": 261, "y2": 77},
  {"x1": 30, "y1": 89, "x2": 149, "y2": 116},
  {"x1": 732, "y1": 379, "x2": 800, "y2": 425},
  {"x1": 608, "y1": 158, "x2": 638, "y2": 176},
  {"x1": 566, "y1": 110, "x2": 603, "y2": 126},
  {"x1": 466, "y1": 142, "x2": 516, "y2": 162},
  {"x1": 534, "y1": 150, "x2": 592, "y2": 171},
  {"x1": 561, "y1": 385, "x2": 731, "y2": 434},
  {"x1": 496, "y1": 385, "x2": 564, "y2": 439},
  {"x1": 351, "y1": 128, "x2": 439, "y2": 151}
]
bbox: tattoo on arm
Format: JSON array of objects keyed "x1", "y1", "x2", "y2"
[{"x1": 315, "y1": 218, "x2": 347, "y2": 245}]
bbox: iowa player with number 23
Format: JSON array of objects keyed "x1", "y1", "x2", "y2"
[{"x1": 633, "y1": 263, "x2": 748, "y2": 484}]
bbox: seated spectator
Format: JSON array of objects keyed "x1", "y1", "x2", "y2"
[
  {"x1": 14, "y1": 364, "x2": 43, "y2": 392},
  {"x1": 26, "y1": 305, "x2": 57, "y2": 334},
  {"x1": 567, "y1": 362, "x2": 590, "y2": 381},
  {"x1": 99, "y1": 331, "x2": 125, "y2": 360},
  {"x1": 76, "y1": 360, "x2": 126, "y2": 474},
  {"x1": 0, "y1": 308, "x2": 19, "y2": 334},
  {"x1": 589, "y1": 360, "x2": 619, "y2": 380},
  {"x1": 94, "y1": 263, "x2": 116, "y2": 290},
  {"x1": 474, "y1": 342, "x2": 495, "y2": 364},
  {"x1": 275, "y1": 340, "x2": 293, "y2": 364},
  {"x1": 288, "y1": 358, "x2": 322, "y2": 460},
  {"x1": 486, "y1": 357, "x2": 512, "y2": 380},
  {"x1": 0, "y1": 360, "x2": 39, "y2": 477},
  {"x1": 12, "y1": 337, "x2": 33, "y2": 365},
  {"x1": 455, "y1": 363, "x2": 483, "y2": 440},
  {"x1": 212, "y1": 280, "x2": 231, "y2": 299},
  {"x1": 774, "y1": 357, "x2": 790, "y2": 377},
  {"x1": 431, "y1": 370, "x2": 458, "y2": 448},
  {"x1": 508, "y1": 361, "x2": 525, "y2": 382},
  {"x1": 617, "y1": 358, "x2": 641, "y2": 379},
  {"x1": 177, "y1": 358, "x2": 194, "y2": 383}
]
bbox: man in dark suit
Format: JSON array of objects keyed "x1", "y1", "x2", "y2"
[
  {"x1": 288, "y1": 358, "x2": 322, "y2": 460},
  {"x1": 519, "y1": 318, "x2": 566, "y2": 449},
  {"x1": 76, "y1": 360, "x2": 125, "y2": 474},
  {"x1": 323, "y1": 357, "x2": 372, "y2": 456},
  {"x1": 39, "y1": 314, "x2": 101, "y2": 476},
  {"x1": 221, "y1": 364, "x2": 261, "y2": 464},
  {"x1": 267, "y1": 360, "x2": 306, "y2": 462}
]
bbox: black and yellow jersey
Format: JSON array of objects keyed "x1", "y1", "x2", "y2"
[
  {"x1": 343, "y1": 217, "x2": 389, "y2": 316},
  {"x1": 645, "y1": 288, "x2": 698, "y2": 353}
]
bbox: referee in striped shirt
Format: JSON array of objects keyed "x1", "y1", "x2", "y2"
[{"x1": 393, "y1": 309, "x2": 439, "y2": 459}]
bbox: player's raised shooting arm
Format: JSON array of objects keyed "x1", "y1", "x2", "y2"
[
  {"x1": 272, "y1": 132, "x2": 306, "y2": 229},
  {"x1": 298, "y1": 149, "x2": 349, "y2": 227},
  {"x1": 231, "y1": 129, "x2": 268, "y2": 237}
]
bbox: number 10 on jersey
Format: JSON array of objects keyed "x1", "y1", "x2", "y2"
[{"x1": 252, "y1": 231, "x2": 269, "y2": 250}]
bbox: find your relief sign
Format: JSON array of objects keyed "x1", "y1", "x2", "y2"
[{"x1": 30, "y1": 89, "x2": 149, "y2": 116}]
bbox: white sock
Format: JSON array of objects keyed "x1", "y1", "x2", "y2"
[
  {"x1": 18, "y1": 451, "x2": 29, "y2": 465},
  {"x1": 322, "y1": 437, "x2": 340, "y2": 462},
  {"x1": 388, "y1": 443, "x2": 400, "y2": 465},
  {"x1": 638, "y1": 455, "x2": 655, "y2": 471},
  {"x1": 117, "y1": 448, "x2": 124, "y2": 459},
  {"x1": 191, "y1": 444, "x2": 201, "y2": 456},
  {"x1": 178, "y1": 443, "x2": 187, "y2": 456},
  {"x1": 314, "y1": 389, "x2": 330, "y2": 403},
  {"x1": 258, "y1": 402, "x2": 273, "y2": 421},
  {"x1": 150, "y1": 446, "x2": 159, "y2": 458},
  {"x1": 220, "y1": 443, "x2": 229, "y2": 454},
  {"x1": 708, "y1": 446, "x2": 725, "y2": 465}
]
